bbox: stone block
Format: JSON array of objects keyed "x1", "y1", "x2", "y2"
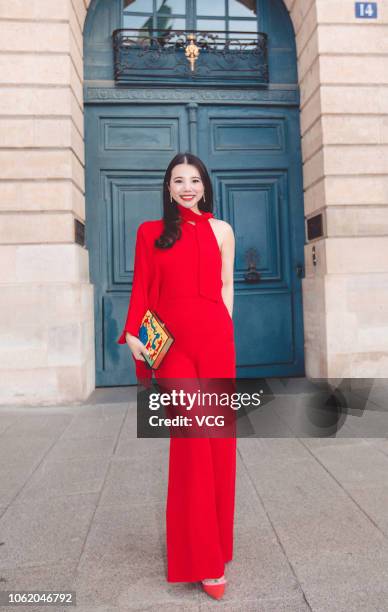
[
  {"x1": 0, "y1": 361, "x2": 95, "y2": 405},
  {"x1": 326, "y1": 312, "x2": 359, "y2": 353},
  {"x1": 18, "y1": 244, "x2": 90, "y2": 283},
  {"x1": 0, "y1": 150, "x2": 84, "y2": 192},
  {"x1": 301, "y1": 115, "x2": 323, "y2": 159},
  {"x1": 1, "y1": 281, "x2": 94, "y2": 326},
  {"x1": 325, "y1": 237, "x2": 388, "y2": 273},
  {"x1": 326, "y1": 206, "x2": 388, "y2": 236},
  {"x1": 0, "y1": 54, "x2": 71, "y2": 85},
  {"x1": 0, "y1": 0, "x2": 69, "y2": 19},
  {"x1": 70, "y1": 59, "x2": 83, "y2": 110},
  {"x1": 0, "y1": 21, "x2": 69, "y2": 52},
  {"x1": 0, "y1": 118, "x2": 71, "y2": 148},
  {"x1": 0, "y1": 244, "x2": 90, "y2": 284},
  {"x1": 298, "y1": 29, "x2": 319, "y2": 81},
  {"x1": 0, "y1": 213, "x2": 75, "y2": 244},
  {"x1": 71, "y1": 0, "x2": 87, "y2": 34},
  {"x1": 69, "y1": 2, "x2": 83, "y2": 52},
  {"x1": 319, "y1": 24, "x2": 388, "y2": 54},
  {"x1": 321, "y1": 56, "x2": 388, "y2": 85},
  {"x1": 289, "y1": 0, "x2": 316, "y2": 36},
  {"x1": 0, "y1": 86, "x2": 73, "y2": 116},
  {"x1": 294, "y1": 0, "x2": 317, "y2": 57},
  {"x1": 301, "y1": 276, "x2": 328, "y2": 378},
  {"x1": 300, "y1": 87, "x2": 321, "y2": 134},
  {"x1": 300, "y1": 56, "x2": 321, "y2": 110},
  {"x1": 0, "y1": 181, "x2": 85, "y2": 219},
  {"x1": 325, "y1": 145, "x2": 388, "y2": 175},
  {"x1": 321, "y1": 85, "x2": 380, "y2": 114},
  {"x1": 380, "y1": 115, "x2": 388, "y2": 144},
  {"x1": 71, "y1": 88, "x2": 84, "y2": 138},
  {"x1": 303, "y1": 148, "x2": 324, "y2": 190},
  {"x1": 304, "y1": 177, "x2": 326, "y2": 217},
  {"x1": 327, "y1": 352, "x2": 388, "y2": 378},
  {"x1": 47, "y1": 321, "x2": 92, "y2": 367},
  {"x1": 325, "y1": 175, "x2": 388, "y2": 206},
  {"x1": 322, "y1": 115, "x2": 381, "y2": 145}
]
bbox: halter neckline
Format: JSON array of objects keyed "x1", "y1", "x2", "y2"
[{"x1": 177, "y1": 203, "x2": 214, "y2": 224}]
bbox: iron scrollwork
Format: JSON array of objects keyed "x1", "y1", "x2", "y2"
[{"x1": 112, "y1": 28, "x2": 269, "y2": 86}]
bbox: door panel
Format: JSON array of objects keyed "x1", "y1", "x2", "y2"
[
  {"x1": 238, "y1": 291, "x2": 294, "y2": 363},
  {"x1": 210, "y1": 117, "x2": 286, "y2": 153}
]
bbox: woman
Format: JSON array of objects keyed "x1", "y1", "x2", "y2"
[{"x1": 117, "y1": 152, "x2": 236, "y2": 600}]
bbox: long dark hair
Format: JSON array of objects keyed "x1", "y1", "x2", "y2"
[{"x1": 155, "y1": 152, "x2": 214, "y2": 249}]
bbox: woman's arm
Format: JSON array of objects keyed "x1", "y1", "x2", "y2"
[
  {"x1": 117, "y1": 223, "x2": 152, "y2": 380},
  {"x1": 117, "y1": 223, "x2": 149, "y2": 342},
  {"x1": 220, "y1": 223, "x2": 235, "y2": 318}
]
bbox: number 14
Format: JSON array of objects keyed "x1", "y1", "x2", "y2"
[{"x1": 355, "y1": 2, "x2": 378, "y2": 18}]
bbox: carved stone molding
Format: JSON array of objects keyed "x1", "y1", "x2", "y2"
[{"x1": 84, "y1": 85, "x2": 299, "y2": 106}]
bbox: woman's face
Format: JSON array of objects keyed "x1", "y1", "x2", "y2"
[{"x1": 168, "y1": 163, "x2": 205, "y2": 210}]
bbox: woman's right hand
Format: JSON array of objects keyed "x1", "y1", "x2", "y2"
[{"x1": 125, "y1": 332, "x2": 150, "y2": 362}]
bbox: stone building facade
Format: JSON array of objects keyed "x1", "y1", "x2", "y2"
[{"x1": 1, "y1": 0, "x2": 387, "y2": 405}]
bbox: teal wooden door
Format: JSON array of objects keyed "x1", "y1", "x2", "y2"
[
  {"x1": 85, "y1": 104, "x2": 190, "y2": 386},
  {"x1": 85, "y1": 100, "x2": 305, "y2": 386},
  {"x1": 198, "y1": 105, "x2": 305, "y2": 378}
]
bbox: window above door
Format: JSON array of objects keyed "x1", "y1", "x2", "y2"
[{"x1": 122, "y1": 0, "x2": 259, "y2": 35}]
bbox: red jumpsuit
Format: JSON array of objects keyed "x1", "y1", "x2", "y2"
[{"x1": 117, "y1": 203, "x2": 237, "y2": 583}]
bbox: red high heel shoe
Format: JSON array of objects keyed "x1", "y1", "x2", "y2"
[{"x1": 201, "y1": 575, "x2": 227, "y2": 600}]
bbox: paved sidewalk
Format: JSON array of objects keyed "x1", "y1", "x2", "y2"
[{"x1": 0, "y1": 378, "x2": 388, "y2": 611}]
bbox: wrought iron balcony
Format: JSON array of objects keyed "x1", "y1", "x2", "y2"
[{"x1": 112, "y1": 28, "x2": 269, "y2": 86}]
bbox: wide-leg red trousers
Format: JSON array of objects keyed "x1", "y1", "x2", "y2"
[{"x1": 154, "y1": 296, "x2": 237, "y2": 583}]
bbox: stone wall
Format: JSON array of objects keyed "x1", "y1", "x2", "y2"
[
  {"x1": 284, "y1": 0, "x2": 388, "y2": 377},
  {"x1": 0, "y1": 1, "x2": 94, "y2": 405}
]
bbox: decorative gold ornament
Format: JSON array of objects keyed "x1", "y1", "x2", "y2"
[{"x1": 185, "y1": 34, "x2": 200, "y2": 72}]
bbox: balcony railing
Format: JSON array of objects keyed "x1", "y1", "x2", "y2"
[{"x1": 112, "y1": 28, "x2": 269, "y2": 86}]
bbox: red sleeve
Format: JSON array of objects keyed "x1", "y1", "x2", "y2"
[{"x1": 117, "y1": 223, "x2": 152, "y2": 381}]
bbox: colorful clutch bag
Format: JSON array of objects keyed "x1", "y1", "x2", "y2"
[{"x1": 138, "y1": 309, "x2": 174, "y2": 369}]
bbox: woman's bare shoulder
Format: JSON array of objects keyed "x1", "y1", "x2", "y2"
[
  {"x1": 208, "y1": 218, "x2": 234, "y2": 251},
  {"x1": 209, "y1": 218, "x2": 234, "y2": 236}
]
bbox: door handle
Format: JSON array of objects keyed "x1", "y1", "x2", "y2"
[
  {"x1": 244, "y1": 248, "x2": 261, "y2": 283},
  {"x1": 296, "y1": 263, "x2": 305, "y2": 278},
  {"x1": 244, "y1": 266, "x2": 261, "y2": 283}
]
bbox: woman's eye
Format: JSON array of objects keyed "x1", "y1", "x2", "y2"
[{"x1": 173, "y1": 178, "x2": 201, "y2": 184}]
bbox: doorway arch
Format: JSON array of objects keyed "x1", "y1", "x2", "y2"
[{"x1": 83, "y1": 0, "x2": 306, "y2": 386}]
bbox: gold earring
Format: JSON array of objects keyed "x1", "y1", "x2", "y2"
[
  {"x1": 203, "y1": 192, "x2": 206, "y2": 203},
  {"x1": 170, "y1": 192, "x2": 173, "y2": 203}
]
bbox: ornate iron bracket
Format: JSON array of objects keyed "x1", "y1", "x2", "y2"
[{"x1": 112, "y1": 28, "x2": 269, "y2": 86}]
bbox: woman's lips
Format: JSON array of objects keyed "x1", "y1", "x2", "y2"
[{"x1": 181, "y1": 195, "x2": 195, "y2": 201}]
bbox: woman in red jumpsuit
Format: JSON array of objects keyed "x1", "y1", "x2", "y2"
[{"x1": 117, "y1": 152, "x2": 236, "y2": 600}]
